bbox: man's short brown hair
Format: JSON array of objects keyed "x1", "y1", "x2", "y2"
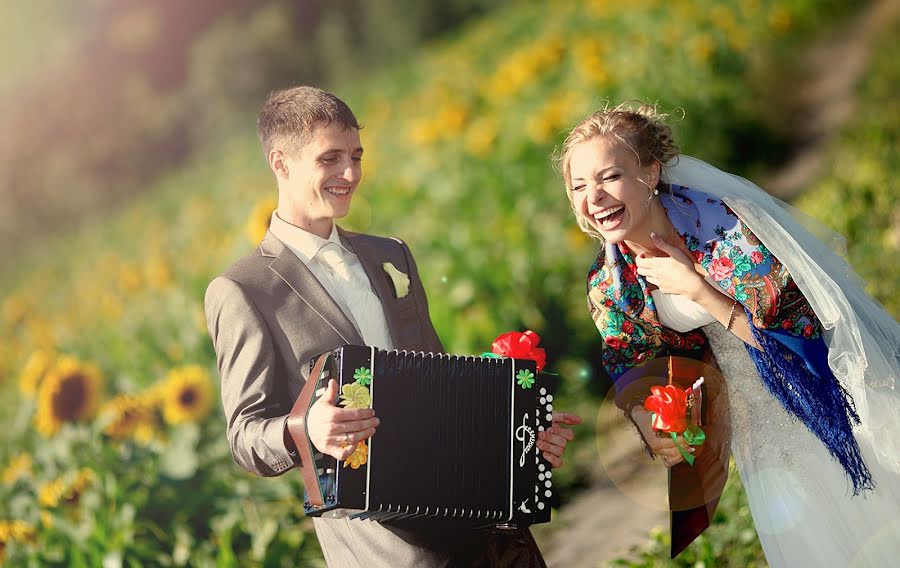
[{"x1": 257, "y1": 86, "x2": 360, "y2": 157}]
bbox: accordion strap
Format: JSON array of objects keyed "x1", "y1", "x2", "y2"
[{"x1": 287, "y1": 353, "x2": 330, "y2": 507}]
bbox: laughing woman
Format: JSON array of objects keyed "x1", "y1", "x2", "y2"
[{"x1": 556, "y1": 103, "x2": 900, "y2": 566}]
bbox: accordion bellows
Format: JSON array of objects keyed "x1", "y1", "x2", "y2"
[{"x1": 293, "y1": 345, "x2": 555, "y2": 528}]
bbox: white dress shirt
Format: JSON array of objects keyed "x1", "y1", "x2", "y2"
[{"x1": 268, "y1": 212, "x2": 394, "y2": 349}]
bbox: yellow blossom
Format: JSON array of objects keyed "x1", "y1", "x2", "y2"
[
  {"x1": 768, "y1": 6, "x2": 793, "y2": 34},
  {"x1": 688, "y1": 34, "x2": 716, "y2": 64},
  {"x1": 343, "y1": 441, "x2": 368, "y2": 469},
  {"x1": 18, "y1": 349, "x2": 56, "y2": 399},
  {"x1": 1, "y1": 454, "x2": 32, "y2": 485},
  {"x1": 38, "y1": 469, "x2": 96, "y2": 508},
  {"x1": 34, "y1": 356, "x2": 104, "y2": 436},
  {"x1": 246, "y1": 196, "x2": 278, "y2": 244},
  {"x1": 339, "y1": 383, "x2": 371, "y2": 409},
  {"x1": 144, "y1": 253, "x2": 173, "y2": 288},
  {"x1": 0, "y1": 520, "x2": 37, "y2": 562},
  {"x1": 572, "y1": 37, "x2": 610, "y2": 87},
  {"x1": 118, "y1": 264, "x2": 142, "y2": 293},
  {"x1": 464, "y1": 116, "x2": 500, "y2": 157},
  {"x1": 160, "y1": 365, "x2": 215, "y2": 425},
  {"x1": 101, "y1": 394, "x2": 159, "y2": 442}
]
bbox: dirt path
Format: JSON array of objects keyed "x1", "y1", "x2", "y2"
[{"x1": 537, "y1": 2, "x2": 898, "y2": 565}]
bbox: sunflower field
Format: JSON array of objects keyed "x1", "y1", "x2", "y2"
[{"x1": 1, "y1": 0, "x2": 895, "y2": 566}]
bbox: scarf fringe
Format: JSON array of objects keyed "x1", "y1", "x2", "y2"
[{"x1": 747, "y1": 323, "x2": 874, "y2": 495}]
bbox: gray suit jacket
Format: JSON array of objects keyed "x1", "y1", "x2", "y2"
[{"x1": 205, "y1": 229, "x2": 543, "y2": 567}]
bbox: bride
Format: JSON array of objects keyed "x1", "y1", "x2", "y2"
[{"x1": 555, "y1": 103, "x2": 900, "y2": 566}]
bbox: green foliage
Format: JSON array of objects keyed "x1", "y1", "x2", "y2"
[
  {"x1": 796, "y1": 18, "x2": 900, "y2": 318},
  {"x1": 604, "y1": 467, "x2": 766, "y2": 567}
]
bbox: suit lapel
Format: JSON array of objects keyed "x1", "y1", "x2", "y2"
[
  {"x1": 340, "y1": 228, "x2": 404, "y2": 345},
  {"x1": 262, "y1": 231, "x2": 364, "y2": 346}
]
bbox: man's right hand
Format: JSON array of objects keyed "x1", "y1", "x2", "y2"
[
  {"x1": 306, "y1": 379, "x2": 379, "y2": 460},
  {"x1": 631, "y1": 406, "x2": 693, "y2": 467}
]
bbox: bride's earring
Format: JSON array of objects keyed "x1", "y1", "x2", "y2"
[{"x1": 652, "y1": 188, "x2": 659, "y2": 196}]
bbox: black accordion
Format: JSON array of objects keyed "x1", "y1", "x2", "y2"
[{"x1": 290, "y1": 345, "x2": 556, "y2": 528}]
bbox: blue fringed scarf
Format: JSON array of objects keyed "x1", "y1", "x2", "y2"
[{"x1": 587, "y1": 185, "x2": 873, "y2": 494}]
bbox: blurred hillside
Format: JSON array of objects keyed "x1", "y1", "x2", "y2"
[
  {"x1": 0, "y1": 0, "x2": 505, "y2": 261},
  {"x1": 0, "y1": 0, "x2": 896, "y2": 566}
]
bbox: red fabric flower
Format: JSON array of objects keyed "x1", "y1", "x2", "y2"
[
  {"x1": 622, "y1": 320, "x2": 634, "y2": 333},
  {"x1": 643, "y1": 384, "x2": 689, "y2": 433},
  {"x1": 708, "y1": 257, "x2": 735, "y2": 281},
  {"x1": 604, "y1": 336, "x2": 630, "y2": 351},
  {"x1": 803, "y1": 324, "x2": 814, "y2": 337},
  {"x1": 692, "y1": 250, "x2": 704, "y2": 263},
  {"x1": 782, "y1": 319, "x2": 793, "y2": 330},
  {"x1": 751, "y1": 251, "x2": 764, "y2": 264},
  {"x1": 491, "y1": 330, "x2": 546, "y2": 373}
]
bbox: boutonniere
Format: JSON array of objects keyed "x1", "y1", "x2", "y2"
[{"x1": 382, "y1": 262, "x2": 410, "y2": 299}]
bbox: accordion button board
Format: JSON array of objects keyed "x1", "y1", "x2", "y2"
[{"x1": 300, "y1": 345, "x2": 556, "y2": 528}]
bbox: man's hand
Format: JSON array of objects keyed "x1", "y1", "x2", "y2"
[
  {"x1": 306, "y1": 379, "x2": 379, "y2": 460},
  {"x1": 536, "y1": 411, "x2": 582, "y2": 468},
  {"x1": 631, "y1": 406, "x2": 693, "y2": 467}
]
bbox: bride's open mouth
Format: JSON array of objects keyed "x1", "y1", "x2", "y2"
[{"x1": 594, "y1": 205, "x2": 625, "y2": 230}]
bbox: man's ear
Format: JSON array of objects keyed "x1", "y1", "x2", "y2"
[{"x1": 269, "y1": 149, "x2": 289, "y2": 179}]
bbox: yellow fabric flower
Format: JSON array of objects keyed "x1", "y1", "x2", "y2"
[
  {"x1": 343, "y1": 441, "x2": 368, "y2": 469},
  {"x1": 1, "y1": 453, "x2": 32, "y2": 485},
  {"x1": 160, "y1": 365, "x2": 215, "y2": 425},
  {"x1": 339, "y1": 383, "x2": 371, "y2": 409},
  {"x1": 246, "y1": 196, "x2": 277, "y2": 244},
  {"x1": 34, "y1": 356, "x2": 104, "y2": 436},
  {"x1": 18, "y1": 350, "x2": 56, "y2": 400}
]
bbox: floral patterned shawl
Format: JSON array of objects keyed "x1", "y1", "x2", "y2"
[{"x1": 588, "y1": 185, "x2": 873, "y2": 493}]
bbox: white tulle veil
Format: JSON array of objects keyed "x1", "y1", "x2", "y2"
[{"x1": 665, "y1": 156, "x2": 900, "y2": 472}]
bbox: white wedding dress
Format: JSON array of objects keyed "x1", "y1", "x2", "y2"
[{"x1": 652, "y1": 290, "x2": 900, "y2": 567}]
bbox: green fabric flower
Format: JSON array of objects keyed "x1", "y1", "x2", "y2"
[
  {"x1": 516, "y1": 369, "x2": 535, "y2": 389},
  {"x1": 353, "y1": 367, "x2": 373, "y2": 386},
  {"x1": 339, "y1": 383, "x2": 371, "y2": 409}
]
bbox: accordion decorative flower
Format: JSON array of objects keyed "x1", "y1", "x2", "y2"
[
  {"x1": 344, "y1": 441, "x2": 368, "y2": 469},
  {"x1": 490, "y1": 330, "x2": 546, "y2": 373},
  {"x1": 339, "y1": 383, "x2": 371, "y2": 409},
  {"x1": 382, "y1": 262, "x2": 410, "y2": 298},
  {"x1": 353, "y1": 367, "x2": 372, "y2": 386},
  {"x1": 516, "y1": 369, "x2": 536, "y2": 389}
]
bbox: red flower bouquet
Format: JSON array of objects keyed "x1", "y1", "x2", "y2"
[{"x1": 643, "y1": 381, "x2": 706, "y2": 466}]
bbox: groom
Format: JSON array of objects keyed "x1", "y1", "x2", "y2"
[{"x1": 205, "y1": 86, "x2": 558, "y2": 566}]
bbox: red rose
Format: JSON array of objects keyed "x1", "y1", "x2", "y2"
[
  {"x1": 604, "y1": 336, "x2": 630, "y2": 350},
  {"x1": 751, "y1": 251, "x2": 764, "y2": 264},
  {"x1": 643, "y1": 385, "x2": 689, "y2": 433},
  {"x1": 491, "y1": 330, "x2": 546, "y2": 372},
  {"x1": 708, "y1": 257, "x2": 735, "y2": 281},
  {"x1": 604, "y1": 299, "x2": 614, "y2": 307},
  {"x1": 622, "y1": 320, "x2": 634, "y2": 333},
  {"x1": 692, "y1": 250, "x2": 704, "y2": 263},
  {"x1": 782, "y1": 319, "x2": 793, "y2": 330},
  {"x1": 803, "y1": 324, "x2": 814, "y2": 337}
]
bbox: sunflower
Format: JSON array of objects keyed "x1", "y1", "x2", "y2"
[
  {"x1": 100, "y1": 394, "x2": 159, "y2": 442},
  {"x1": 37, "y1": 468, "x2": 96, "y2": 508},
  {"x1": 245, "y1": 196, "x2": 277, "y2": 244},
  {"x1": 18, "y1": 349, "x2": 56, "y2": 399},
  {"x1": 160, "y1": 365, "x2": 215, "y2": 425},
  {"x1": 34, "y1": 356, "x2": 104, "y2": 436},
  {"x1": 0, "y1": 519, "x2": 37, "y2": 563},
  {"x1": 1, "y1": 453, "x2": 32, "y2": 485}
]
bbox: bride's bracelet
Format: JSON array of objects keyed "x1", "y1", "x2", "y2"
[{"x1": 725, "y1": 299, "x2": 738, "y2": 331}]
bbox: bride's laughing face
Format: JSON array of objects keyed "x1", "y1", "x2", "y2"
[{"x1": 567, "y1": 137, "x2": 659, "y2": 244}]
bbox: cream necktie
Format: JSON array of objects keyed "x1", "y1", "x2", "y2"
[{"x1": 317, "y1": 242, "x2": 352, "y2": 283}]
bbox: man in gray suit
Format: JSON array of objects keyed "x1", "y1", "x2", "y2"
[{"x1": 205, "y1": 86, "x2": 570, "y2": 566}]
